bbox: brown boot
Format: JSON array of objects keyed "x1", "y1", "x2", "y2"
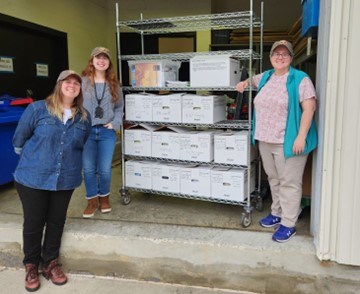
[
  {"x1": 82, "y1": 197, "x2": 99, "y2": 218},
  {"x1": 25, "y1": 263, "x2": 40, "y2": 292},
  {"x1": 42, "y1": 259, "x2": 67, "y2": 285},
  {"x1": 99, "y1": 195, "x2": 112, "y2": 213}
]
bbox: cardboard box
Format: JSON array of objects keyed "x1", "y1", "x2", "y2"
[
  {"x1": 152, "y1": 93, "x2": 183, "y2": 123},
  {"x1": 182, "y1": 94, "x2": 227, "y2": 124},
  {"x1": 152, "y1": 163, "x2": 182, "y2": 193},
  {"x1": 211, "y1": 166, "x2": 255, "y2": 202},
  {"x1": 180, "y1": 165, "x2": 212, "y2": 197},
  {"x1": 179, "y1": 130, "x2": 217, "y2": 162},
  {"x1": 128, "y1": 60, "x2": 181, "y2": 87},
  {"x1": 214, "y1": 131, "x2": 258, "y2": 166},
  {"x1": 125, "y1": 160, "x2": 152, "y2": 189},
  {"x1": 124, "y1": 124, "x2": 158, "y2": 157},
  {"x1": 190, "y1": 55, "x2": 240, "y2": 87},
  {"x1": 151, "y1": 126, "x2": 188, "y2": 160},
  {"x1": 125, "y1": 93, "x2": 153, "y2": 121}
]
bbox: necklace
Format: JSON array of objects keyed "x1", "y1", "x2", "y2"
[{"x1": 94, "y1": 82, "x2": 106, "y2": 118}]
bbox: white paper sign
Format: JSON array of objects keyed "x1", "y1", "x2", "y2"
[
  {"x1": 36, "y1": 63, "x2": 48, "y2": 77},
  {"x1": 0, "y1": 56, "x2": 14, "y2": 72}
]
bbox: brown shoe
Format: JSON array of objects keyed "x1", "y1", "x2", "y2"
[
  {"x1": 99, "y1": 195, "x2": 112, "y2": 213},
  {"x1": 82, "y1": 197, "x2": 99, "y2": 218},
  {"x1": 42, "y1": 259, "x2": 67, "y2": 285},
  {"x1": 25, "y1": 263, "x2": 40, "y2": 292}
]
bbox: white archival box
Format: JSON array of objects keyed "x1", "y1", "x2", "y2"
[
  {"x1": 180, "y1": 165, "x2": 212, "y2": 197},
  {"x1": 182, "y1": 94, "x2": 227, "y2": 124},
  {"x1": 125, "y1": 160, "x2": 152, "y2": 189},
  {"x1": 125, "y1": 93, "x2": 154, "y2": 122},
  {"x1": 214, "y1": 131, "x2": 258, "y2": 166},
  {"x1": 124, "y1": 124, "x2": 159, "y2": 157},
  {"x1": 152, "y1": 93, "x2": 183, "y2": 123},
  {"x1": 190, "y1": 55, "x2": 240, "y2": 87},
  {"x1": 210, "y1": 166, "x2": 256, "y2": 202},
  {"x1": 151, "y1": 126, "x2": 190, "y2": 160},
  {"x1": 179, "y1": 130, "x2": 217, "y2": 162},
  {"x1": 128, "y1": 60, "x2": 181, "y2": 87},
  {"x1": 151, "y1": 162, "x2": 182, "y2": 193}
]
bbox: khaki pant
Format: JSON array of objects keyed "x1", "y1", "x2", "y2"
[{"x1": 259, "y1": 142, "x2": 308, "y2": 227}]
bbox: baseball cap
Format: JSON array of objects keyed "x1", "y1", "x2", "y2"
[
  {"x1": 91, "y1": 47, "x2": 111, "y2": 59},
  {"x1": 270, "y1": 40, "x2": 294, "y2": 57},
  {"x1": 57, "y1": 70, "x2": 82, "y2": 83}
]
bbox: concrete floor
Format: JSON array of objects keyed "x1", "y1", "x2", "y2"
[
  {"x1": 1, "y1": 165, "x2": 360, "y2": 293},
  {"x1": 0, "y1": 163, "x2": 311, "y2": 235}
]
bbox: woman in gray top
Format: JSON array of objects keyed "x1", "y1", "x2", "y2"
[{"x1": 81, "y1": 47, "x2": 123, "y2": 218}]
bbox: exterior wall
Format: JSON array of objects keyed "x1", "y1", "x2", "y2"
[
  {"x1": 0, "y1": 0, "x2": 116, "y2": 73},
  {"x1": 315, "y1": 0, "x2": 360, "y2": 266}
]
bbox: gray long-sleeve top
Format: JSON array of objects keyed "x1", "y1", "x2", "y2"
[{"x1": 82, "y1": 76, "x2": 123, "y2": 131}]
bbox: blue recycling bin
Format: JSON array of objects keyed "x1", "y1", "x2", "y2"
[
  {"x1": 301, "y1": 0, "x2": 320, "y2": 37},
  {"x1": 0, "y1": 106, "x2": 26, "y2": 185}
]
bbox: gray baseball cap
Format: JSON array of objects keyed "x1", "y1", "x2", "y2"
[
  {"x1": 57, "y1": 70, "x2": 82, "y2": 83},
  {"x1": 270, "y1": 40, "x2": 294, "y2": 56},
  {"x1": 91, "y1": 47, "x2": 111, "y2": 59}
]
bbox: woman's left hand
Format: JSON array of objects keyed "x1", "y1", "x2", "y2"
[
  {"x1": 104, "y1": 123, "x2": 114, "y2": 129},
  {"x1": 293, "y1": 135, "x2": 306, "y2": 155}
]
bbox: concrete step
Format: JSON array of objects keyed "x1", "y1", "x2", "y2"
[{"x1": 0, "y1": 212, "x2": 359, "y2": 294}]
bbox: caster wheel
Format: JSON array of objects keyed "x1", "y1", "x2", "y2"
[
  {"x1": 119, "y1": 188, "x2": 131, "y2": 205},
  {"x1": 241, "y1": 213, "x2": 251, "y2": 228},
  {"x1": 120, "y1": 195, "x2": 131, "y2": 205}
]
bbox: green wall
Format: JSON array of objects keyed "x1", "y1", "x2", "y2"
[{"x1": 0, "y1": 0, "x2": 117, "y2": 74}]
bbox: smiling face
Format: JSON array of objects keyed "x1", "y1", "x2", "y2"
[
  {"x1": 270, "y1": 45, "x2": 293, "y2": 73},
  {"x1": 61, "y1": 76, "x2": 81, "y2": 100},
  {"x1": 92, "y1": 53, "x2": 110, "y2": 72}
]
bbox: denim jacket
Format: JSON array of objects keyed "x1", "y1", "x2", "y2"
[{"x1": 13, "y1": 100, "x2": 91, "y2": 191}]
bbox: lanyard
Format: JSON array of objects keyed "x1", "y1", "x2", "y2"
[{"x1": 94, "y1": 82, "x2": 106, "y2": 106}]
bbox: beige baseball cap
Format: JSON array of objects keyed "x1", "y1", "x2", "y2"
[
  {"x1": 56, "y1": 70, "x2": 82, "y2": 83},
  {"x1": 270, "y1": 40, "x2": 294, "y2": 56},
  {"x1": 91, "y1": 47, "x2": 111, "y2": 59}
]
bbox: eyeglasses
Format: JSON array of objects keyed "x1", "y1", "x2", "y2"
[{"x1": 271, "y1": 52, "x2": 291, "y2": 59}]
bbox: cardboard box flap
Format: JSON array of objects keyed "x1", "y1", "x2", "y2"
[
  {"x1": 153, "y1": 125, "x2": 193, "y2": 133},
  {"x1": 125, "y1": 124, "x2": 161, "y2": 132}
]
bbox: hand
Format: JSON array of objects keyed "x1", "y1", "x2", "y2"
[
  {"x1": 104, "y1": 123, "x2": 114, "y2": 129},
  {"x1": 293, "y1": 135, "x2": 306, "y2": 155},
  {"x1": 235, "y1": 80, "x2": 249, "y2": 93}
]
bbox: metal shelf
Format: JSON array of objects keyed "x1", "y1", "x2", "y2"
[
  {"x1": 118, "y1": 11, "x2": 261, "y2": 34},
  {"x1": 121, "y1": 49, "x2": 262, "y2": 61},
  {"x1": 125, "y1": 155, "x2": 252, "y2": 169},
  {"x1": 124, "y1": 120, "x2": 250, "y2": 130},
  {"x1": 125, "y1": 187, "x2": 248, "y2": 206}
]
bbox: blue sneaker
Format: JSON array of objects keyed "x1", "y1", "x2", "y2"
[
  {"x1": 259, "y1": 213, "x2": 281, "y2": 228},
  {"x1": 272, "y1": 225, "x2": 296, "y2": 243}
]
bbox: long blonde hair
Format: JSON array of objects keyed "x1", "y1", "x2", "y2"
[
  {"x1": 45, "y1": 77, "x2": 88, "y2": 121},
  {"x1": 82, "y1": 56, "x2": 120, "y2": 103}
]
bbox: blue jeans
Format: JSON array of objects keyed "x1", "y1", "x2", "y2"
[{"x1": 83, "y1": 125, "x2": 116, "y2": 199}]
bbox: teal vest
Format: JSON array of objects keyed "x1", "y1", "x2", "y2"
[{"x1": 252, "y1": 66, "x2": 318, "y2": 158}]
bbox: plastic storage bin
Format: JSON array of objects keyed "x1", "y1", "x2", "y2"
[
  {"x1": 0, "y1": 106, "x2": 26, "y2": 185},
  {"x1": 301, "y1": 0, "x2": 320, "y2": 37}
]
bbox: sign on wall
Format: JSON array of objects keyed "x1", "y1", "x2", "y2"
[
  {"x1": 35, "y1": 63, "x2": 49, "y2": 77},
  {"x1": 0, "y1": 56, "x2": 14, "y2": 73}
]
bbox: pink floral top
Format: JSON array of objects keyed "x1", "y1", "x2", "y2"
[{"x1": 252, "y1": 72, "x2": 316, "y2": 144}]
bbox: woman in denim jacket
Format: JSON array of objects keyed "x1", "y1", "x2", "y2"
[
  {"x1": 81, "y1": 47, "x2": 123, "y2": 218},
  {"x1": 13, "y1": 70, "x2": 91, "y2": 291}
]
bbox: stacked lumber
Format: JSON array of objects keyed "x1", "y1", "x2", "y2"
[{"x1": 229, "y1": 17, "x2": 317, "y2": 58}]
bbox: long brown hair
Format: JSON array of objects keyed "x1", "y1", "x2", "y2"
[
  {"x1": 45, "y1": 76, "x2": 88, "y2": 121},
  {"x1": 81, "y1": 56, "x2": 120, "y2": 103}
]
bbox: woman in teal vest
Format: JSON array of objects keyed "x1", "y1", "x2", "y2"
[{"x1": 236, "y1": 40, "x2": 317, "y2": 243}]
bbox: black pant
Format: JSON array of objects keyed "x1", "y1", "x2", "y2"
[{"x1": 15, "y1": 181, "x2": 73, "y2": 266}]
